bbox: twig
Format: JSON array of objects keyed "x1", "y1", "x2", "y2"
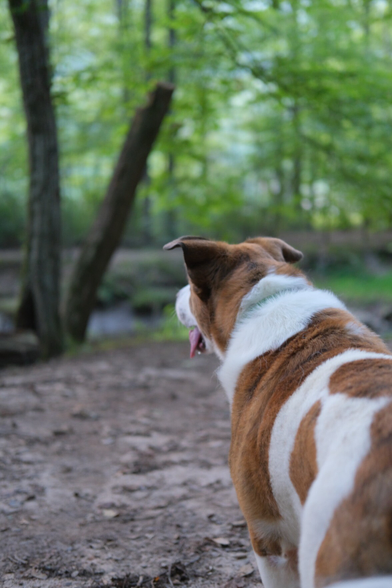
[{"x1": 167, "y1": 563, "x2": 174, "y2": 588}]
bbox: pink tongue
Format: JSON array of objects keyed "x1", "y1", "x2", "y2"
[{"x1": 189, "y1": 327, "x2": 202, "y2": 358}]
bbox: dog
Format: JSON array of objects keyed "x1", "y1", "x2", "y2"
[{"x1": 164, "y1": 235, "x2": 392, "y2": 588}]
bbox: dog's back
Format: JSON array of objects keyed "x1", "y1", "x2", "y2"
[{"x1": 228, "y1": 303, "x2": 392, "y2": 587}]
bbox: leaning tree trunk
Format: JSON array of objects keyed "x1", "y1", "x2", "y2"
[
  {"x1": 64, "y1": 82, "x2": 175, "y2": 343},
  {"x1": 8, "y1": 0, "x2": 63, "y2": 359}
]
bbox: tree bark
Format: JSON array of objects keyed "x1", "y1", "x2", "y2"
[
  {"x1": 64, "y1": 82, "x2": 175, "y2": 342},
  {"x1": 9, "y1": 0, "x2": 63, "y2": 359},
  {"x1": 141, "y1": 0, "x2": 153, "y2": 244},
  {"x1": 145, "y1": 0, "x2": 153, "y2": 53},
  {"x1": 165, "y1": 0, "x2": 178, "y2": 240},
  {"x1": 291, "y1": 102, "x2": 302, "y2": 216}
]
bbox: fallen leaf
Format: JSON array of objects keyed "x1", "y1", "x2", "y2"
[
  {"x1": 212, "y1": 537, "x2": 230, "y2": 546},
  {"x1": 102, "y1": 509, "x2": 119, "y2": 518},
  {"x1": 239, "y1": 563, "x2": 254, "y2": 577},
  {"x1": 233, "y1": 552, "x2": 248, "y2": 559},
  {"x1": 30, "y1": 572, "x2": 47, "y2": 580},
  {"x1": 231, "y1": 520, "x2": 246, "y2": 527}
]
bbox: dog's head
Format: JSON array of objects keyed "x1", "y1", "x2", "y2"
[{"x1": 164, "y1": 236, "x2": 304, "y2": 359}]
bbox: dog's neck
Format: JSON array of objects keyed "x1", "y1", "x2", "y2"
[
  {"x1": 218, "y1": 274, "x2": 346, "y2": 404},
  {"x1": 237, "y1": 273, "x2": 309, "y2": 322}
]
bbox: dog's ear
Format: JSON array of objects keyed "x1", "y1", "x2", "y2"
[
  {"x1": 275, "y1": 239, "x2": 303, "y2": 263},
  {"x1": 164, "y1": 236, "x2": 227, "y2": 300},
  {"x1": 247, "y1": 237, "x2": 303, "y2": 264}
]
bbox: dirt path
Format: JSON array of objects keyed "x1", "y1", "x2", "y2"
[{"x1": 0, "y1": 342, "x2": 260, "y2": 588}]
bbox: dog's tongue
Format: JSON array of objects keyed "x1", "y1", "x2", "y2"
[{"x1": 189, "y1": 327, "x2": 202, "y2": 359}]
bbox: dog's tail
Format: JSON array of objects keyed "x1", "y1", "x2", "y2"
[{"x1": 328, "y1": 578, "x2": 392, "y2": 588}]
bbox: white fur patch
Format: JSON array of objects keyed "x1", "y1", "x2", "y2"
[
  {"x1": 268, "y1": 350, "x2": 392, "y2": 549},
  {"x1": 175, "y1": 285, "x2": 196, "y2": 328},
  {"x1": 299, "y1": 380, "x2": 391, "y2": 588},
  {"x1": 218, "y1": 275, "x2": 346, "y2": 403},
  {"x1": 254, "y1": 551, "x2": 300, "y2": 588},
  {"x1": 327, "y1": 579, "x2": 392, "y2": 588},
  {"x1": 253, "y1": 349, "x2": 392, "y2": 588},
  {"x1": 175, "y1": 285, "x2": 218, "y2": 357}
]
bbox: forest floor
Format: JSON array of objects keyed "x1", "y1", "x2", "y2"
[{"x1": 0, "y1": 340, "x2": 260, "y2": 588}]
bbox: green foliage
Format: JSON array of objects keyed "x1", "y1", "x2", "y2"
[
  {"x1": 132, "y1": 287, "x2": 179, "y2": 314},
  {"x1": 2, "y1": 0, "x2": 392, "y2": 247},
  {"x1": 314, "y1": 271, "x2": 392, "y2": 304},
  {"x1": 151, "y1": 304, "x2": 188, "y2": 341}
]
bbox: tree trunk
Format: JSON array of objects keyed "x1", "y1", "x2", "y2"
[
  {"x1": 8, "y1": 0, "x2": 63, "y2": 359},
  {"x1": 145, "y1": 0, "x2": 153, "y2": 54},
  {"x1": 165, "y1": 0, "x2": 177, "y2": 240},
  {"x1": 273, "y1": 161, "x2": 285, "y2": 235},
  {"x1": 64, "y1": 82, "x2": 175, "y2": 342},
  {"x1": 168, "y1": 0, "x2": 176, "y2": 86},
  {"x1": 291, "y1": 102, "x2": 303, "y2": 216},
  {"x1": 141, "y1": 0, "x2": 153, "y2": 244}
]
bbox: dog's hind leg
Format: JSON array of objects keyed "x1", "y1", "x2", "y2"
[{"x1": 254, "y1": 551, "x2": 300, "y2": 588}]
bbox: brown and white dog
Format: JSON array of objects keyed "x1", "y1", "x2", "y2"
[{"x1": 164, "y1": 235, "x2": 392, "y2": 588}]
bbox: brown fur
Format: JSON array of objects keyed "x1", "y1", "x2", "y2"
[
  {"x1": 329, "y1": 358, "x2": 392, "y2": 399},
  {"x1": 230, "y1": 308, "x2": 388, "y2": 548},
  {"x1": 290, "y1": 401, "x2": 322, "y2": 505},
  {"x1": 315, "y1": 402, "x2": 392, "y2": 586},
  {"x1": 290, "y1": 356, "x2": 392, "y2": 508},
  {"x1": 249, "y1": 527, "x2": 283, "y2": 557}
]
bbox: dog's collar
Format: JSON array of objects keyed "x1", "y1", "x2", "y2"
[
  {"x1": 236, "y1": 274, "x2": 310, "y2": 324},
  {"x1": 237, "y1": 286, "x2": 308, "y2": 323}
]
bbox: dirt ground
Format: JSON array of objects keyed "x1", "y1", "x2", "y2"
[{"x1": 0, "y1": 341, "x2": 261, "y2": 588}]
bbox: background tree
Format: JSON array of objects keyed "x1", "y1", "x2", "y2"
[
  {"x1": 8, "y1": 0, "x2": 63, "y2": 358},
  {"x1": 64, "y1": 82, "x2": 174, "y2": 342},
  {"x1": 6, "y1": 0, "x2": 175, "y2": 350}
]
